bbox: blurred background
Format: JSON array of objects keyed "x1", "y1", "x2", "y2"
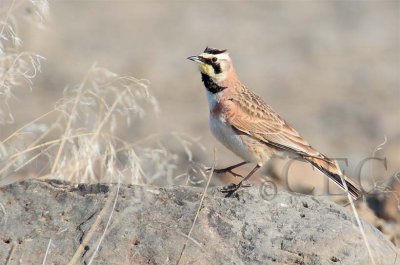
[
  {"x1": 13, "y1": 1, "x2": 400, "y2": 187},
  {"x1": 1, "y1": 0, "x2": 399, "y2": 244}
]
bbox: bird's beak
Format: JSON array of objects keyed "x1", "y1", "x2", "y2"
[{"x1": 187, "y1": 55, "x2": 204, "y2": 64}]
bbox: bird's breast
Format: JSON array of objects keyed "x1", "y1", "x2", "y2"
[
  {"x1": 209, "y1": 115, "x2": 258, "y2": 163},
  {"x1": 206, "y1": 91, "x2": 222, "y2": 115}
]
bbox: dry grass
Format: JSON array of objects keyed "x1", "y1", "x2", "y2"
[
  {"x1": 0, "y1": 0, "x2": 47, "y2": 124},
  {"x1": 0, "y1": 1, "x2": 207, "y2": 187},
  {"x1": 0, "y1": 61, "x2": 204, "y2": 185}
]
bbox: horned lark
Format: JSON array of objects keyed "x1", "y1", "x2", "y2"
[{"x1": 188, "y1": 47, "x2": 361, "y2": 199}]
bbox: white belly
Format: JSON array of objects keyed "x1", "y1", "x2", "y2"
[
  {"x1": 209, "y1": 115, "x2": 258, "y2": 163},
  {"x1": 206, "y1": 91, "x2": 258, "y2": 163}
]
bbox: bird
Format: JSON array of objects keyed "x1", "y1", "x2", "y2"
[{"x1": 187, "y1": 47, "x2": 361, "y2": 199}]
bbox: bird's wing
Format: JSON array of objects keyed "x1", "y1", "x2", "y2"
[
  {"x1": 225, "y1": 90, "x2": 322, "y2": 158},
  {"x1": 224, "y1": 89, "x2": 359, "y2": 198}
]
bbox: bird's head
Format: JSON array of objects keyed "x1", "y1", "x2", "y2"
[{"x1": 187, "y1": 47, "x2": 233, "y2": 83}]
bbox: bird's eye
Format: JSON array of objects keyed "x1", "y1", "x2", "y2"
[{"x1": 212, "y1": 57, "x2": 217, "y2": 62}]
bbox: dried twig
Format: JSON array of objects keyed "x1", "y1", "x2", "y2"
[
  {"x1": 176, "y1": 149, "x2": 216, "y2": 265},
  {"x1": 87, "y1": 175, "x2": 121, "y2": 264},
  {"x1": 336, "y1": 161, "x2": 376, "y2": 265},
  {"x1": 66, "y1": 181, "x2": 118, "y2": 265},
  {"x1": 5, "y1": 242, "x2": 16, "y2": 265},
  {"x1": 42, "y1": 238, "x2": 52, "y2": 265}
]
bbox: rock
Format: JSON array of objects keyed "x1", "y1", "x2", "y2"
[{"x1": 0, "y1": 180, "x2": 398, "y2": 265}]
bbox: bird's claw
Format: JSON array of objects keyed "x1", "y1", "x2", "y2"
[
  {"x1": 220, "y1": 183, "x2": 239, "y2": 193},
  {"x1": 220, "y1": 181, "x2": 251, "y2": 196}
]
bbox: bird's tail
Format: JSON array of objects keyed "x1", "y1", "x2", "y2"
[{"x1": 303, "y1": 154, "x2": 361, "y2": 199}]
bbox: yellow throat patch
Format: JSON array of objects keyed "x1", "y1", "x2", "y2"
[{"x1": 199, "y1": 63, "x2": 214, "y2": 76}]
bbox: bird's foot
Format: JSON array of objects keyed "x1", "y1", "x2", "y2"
[{"x1": 220, "y1": 181, "x2": 251, "y2": 197}]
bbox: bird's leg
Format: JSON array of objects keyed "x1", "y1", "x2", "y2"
[
  {"x1": 221, "y1": 165, "x2": 261, "y2": 196},
  {"x1": 214, "y1": 161, "x2": 248, "y2": 173},
  {"x1": 207, "y1": 161, "x2": 248, "y2": 178}
]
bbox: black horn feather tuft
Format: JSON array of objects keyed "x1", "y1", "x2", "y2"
[{"x1": 204, "y1": 47, "x2": 227, "y2": 55}]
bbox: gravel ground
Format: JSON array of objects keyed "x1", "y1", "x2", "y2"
[{"x1": 0, "y1": 180, "x2": 398, "y2": 264}]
